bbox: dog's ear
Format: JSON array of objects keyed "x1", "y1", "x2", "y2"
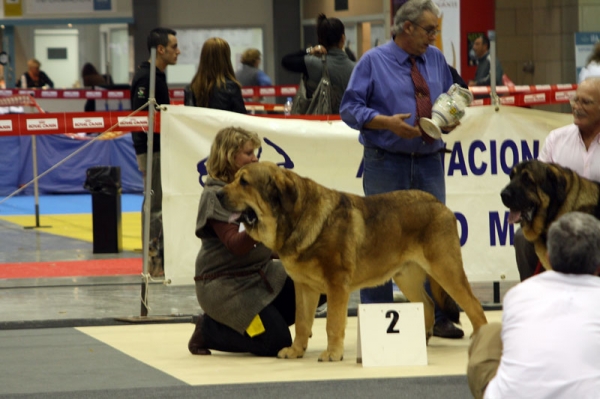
[
  {"x1": 270, "y1": 169, "x2": 298, "y2": 213},
  {"x1": 543, "y1": 165, "x2": 568, "y2": 222}
]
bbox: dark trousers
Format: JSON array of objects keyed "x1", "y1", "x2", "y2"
[{"x1": 202, "y1": 277, "x2": 325, "y2": 357}]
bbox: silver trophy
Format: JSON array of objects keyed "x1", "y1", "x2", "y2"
[{"x1": 419, "y1": 83, "x2": 474, "y2": 140}]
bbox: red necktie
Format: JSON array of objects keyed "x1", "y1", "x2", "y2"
[{"x1": 410, "y1": 56, "x2": 434, "y2": 143}]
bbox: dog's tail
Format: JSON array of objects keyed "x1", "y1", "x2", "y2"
[{"x1": 428, "y1": 277, "x2": 460, "y2": 323}]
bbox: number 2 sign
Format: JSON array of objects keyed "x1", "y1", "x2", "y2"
[{"x1": 357, "y1": 303, "x2": 428, "y2": 367}]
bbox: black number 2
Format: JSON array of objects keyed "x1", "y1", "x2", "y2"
[{"x1": 386, "y1": 310, "x2": 400, "y2": 334}]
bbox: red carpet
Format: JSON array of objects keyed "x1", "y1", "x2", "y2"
[{"x1": 0, "y1": 258, "x2": 142, "y2": 279}]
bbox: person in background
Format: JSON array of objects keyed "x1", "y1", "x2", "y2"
[
  {"x1": 339, "y1": 0, "x2": 464, "y2": 339},
  {"x1": 578, "y1": 41, "x2": 600, "y2": 83},
  {"x1": 130, "y1": 27, "x2": 180, "y2": 277},
  {"x1": 81, "y1": 62, "x2": 114, "y2": 112},
  {"x1": 344, "y1": 43, "x2": 357, "y2": 62},
  {"x1": 513, "y1": 77, "x2": 600, "y2": 281},
  {"x1": 281, "y1": 13, "x2": 355, "y2": 114},
  {"x1": 467, "y1": 211, "x2": 600, "y2": 399},
  {"x1": 236, "y1": 48, "x2": 272, "y2": 103},
  {"x1": 185, "y1": 37, "x2": 246, "y2": 114},
  {"x1": 468, "y1": 34, "x2": 503, "y2": 87},
  {"x1": 188, "y1": 126, "x2": 325, "y2": 356},
  {"x1": 20, "y1": 58, "x2": 54, "y2": 88}
]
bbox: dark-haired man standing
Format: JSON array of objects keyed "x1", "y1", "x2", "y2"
[
  {"x1": 131, "y1": 27, "x2": 180, "y2": 277},
  {"x1": 468, "y1": 34, "x2": 503, "y2": 87}
]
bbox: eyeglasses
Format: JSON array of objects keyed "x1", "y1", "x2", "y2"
[
  {"x1": 411, "y1": 22, "x2": 440, "y2": 37},
  {"x1": 569, "y1": 96, "x2": 596, "y2": 107}
]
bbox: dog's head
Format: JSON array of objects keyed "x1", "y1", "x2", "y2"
[
  {"x1": 217, "y1": 162, "x2": 298, "y2": 249},
  {"x1": 500, "y1": 160, "x2": 568, "y2": 234}
]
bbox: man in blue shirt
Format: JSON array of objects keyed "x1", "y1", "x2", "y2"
[{"x1": 340, "y1": 0, "x2": 464, "y2": 339}]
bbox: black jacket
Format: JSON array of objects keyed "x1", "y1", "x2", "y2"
[
  {"x1": 130, "y1": 62, "x2": 171, "y2": 155},
  {"x1": 184, "y1": 79, "x2": 246, "y2": 114},
  {"x1": 21, "y1": 71, "x2": 54, "y2": 88}
]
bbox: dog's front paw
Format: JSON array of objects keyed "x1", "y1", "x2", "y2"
[
  {"x1": 277, "y1": 346, "x2": 305, "y2": 359},
  {"x1": 318, "y1": 349, "x2": 344, "y2": 362}
]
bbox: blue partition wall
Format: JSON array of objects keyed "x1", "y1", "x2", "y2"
[{"x1": 0, "y1": 134, "x2": 143, "y2": 196}]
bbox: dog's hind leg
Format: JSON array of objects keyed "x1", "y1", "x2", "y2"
[
  {"x1": 426, "y1": 255, "x2": 488, "y2": 336},
  {"x1": 392, "y1": 264, "x2": 434, "y2": 341},
  {"x1": 277, "y1": 282, "x2": 321, "y2": 360}
]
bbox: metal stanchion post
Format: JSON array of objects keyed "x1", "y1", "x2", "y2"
[{"x1": 489, "y1": 30, "x2": 500, "y2": 111}]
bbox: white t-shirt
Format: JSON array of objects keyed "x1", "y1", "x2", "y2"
[
  {"x1": 484, "y1": 271, "x2": 600, "y2": 399},
  {"x1": 538, "y1": 124, "x2": 600, "y2": 182}
]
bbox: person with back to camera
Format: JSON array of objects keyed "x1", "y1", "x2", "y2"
[
  {"x1": 130, "y1": 27, "x2": 180, "y2": 277},
  {"x1": 236, "y1": 48, "x2": 272, "y2": 103},
  {"x1": 188, "y1": 126, "x2": 325, "y2": 356},
  {"x1": 281, "y1": 13, "x2": 355, "y2": 114},
  {"x1": 513, "y1": 77, "x2": 600, "y2": 282},
  {"x1": 20, "y1": 58, "x2": 54, "y2": 88},
  {"x1": 184, "y1": 37, "x2": 246, "y2": 114},
  {"x1": 339, "y1": 0, "x2": 464, "y2": 339},
  {"x1": 467, "y1": 211, "x2": 600, "y2": 399},
  {"x1": 468, "y1": 34, "x2": 503, "y2": 87},
  {"x1": 578, "y1": 41, "x2": 600, "y2": 83},
  {"x1": 81, "y1": 62, "x2": 114, "y2": 112}
]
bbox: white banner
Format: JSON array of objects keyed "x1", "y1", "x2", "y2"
[{"x1": 161, "y1": 106, "x2": 571, "y2": 285}]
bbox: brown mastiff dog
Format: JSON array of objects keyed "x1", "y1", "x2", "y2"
[
  {"x1": 501, "y1": 159, "x2": 600, "y2": 270},
  {"x1": 219, "y1": 161, "x2": 488, "y2": 362}
]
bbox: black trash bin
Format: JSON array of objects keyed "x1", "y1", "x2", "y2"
[{"x1": 84, "y1": 166, "x2": 123, "y2": 254}]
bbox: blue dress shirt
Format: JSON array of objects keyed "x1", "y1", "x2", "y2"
[{"x1": 340, "y1": 40, "x2": 453, "y2": 154}]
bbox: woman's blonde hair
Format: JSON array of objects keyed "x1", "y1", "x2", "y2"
[
  {"x1": 190, "y1": 37, "x2": 241, "y2": 107},
  {"x1": 206, "y1": 126, "x2": 261, "y2": 183},
  {"x1": 240, "y1": 48, "x2": 261, "y2": 66}
]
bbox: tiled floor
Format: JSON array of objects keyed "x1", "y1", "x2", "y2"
[{"x1": 0, "y1": 194, "x2": 513, "y2": 398}]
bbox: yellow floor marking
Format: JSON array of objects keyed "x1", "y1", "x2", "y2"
[{"x1": 0, "y1": 212, "x2": 142, "y2": 252}]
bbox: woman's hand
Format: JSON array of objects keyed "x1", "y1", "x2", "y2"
[{"x1": 307, "y1": 45, "x2": 327, "y2": 56}]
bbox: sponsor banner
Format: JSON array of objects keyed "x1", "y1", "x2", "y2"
[
  {"x1": 26, "y1": 118, "x2": 59, "y2": 131},
  {"x1": 0, "y1": 86, "x2": 579, "y2": 101},
  {"x1": 40, "y1": 90, "x2": 58, "y2": 98},
  {"x1": 0, "y1": 111, "x2": 157, "y2": 136},
  {"x1": 71, "y1": 117, "x2": 105, "y2": 130},
  {"x1": 160, "y1": 105, "x2": 571, "y2": 285},
  {"x1": 117, "y1": 116, "x2": 147, "y2": 128},
  {"x1": 0, "y1": 119, "x2": 13, "y2": 131}
]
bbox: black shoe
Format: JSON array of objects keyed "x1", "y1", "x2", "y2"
[
  {"x1": 188, "y1": 314, "x2": 212, "y2": 355},
  {"x1": 433, "y1": 318, "x2": 464, "y2": 339}
]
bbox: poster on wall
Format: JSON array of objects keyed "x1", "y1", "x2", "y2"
[
  {"x1": 391, "y1": 0, "x2": 461, "y2": 70},
  {"x1": 575, "y1": 32, "x2": 600, "y2": 82}
]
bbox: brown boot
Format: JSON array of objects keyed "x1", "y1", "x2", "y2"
[{"x1": 188, "y1": 314, "x2": 211, "y2": 355}]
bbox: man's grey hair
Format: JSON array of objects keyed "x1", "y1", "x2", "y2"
[
  {"x1": 391, "y1": 0, "x2": 441, "y2": 36},
  {"x1": 547, "y1": 212, "x2": 600, "y2": 275}
]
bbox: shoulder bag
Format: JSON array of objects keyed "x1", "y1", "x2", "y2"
[{"x1": 291, "y1": 56, "x2": 333, "y2": 115}]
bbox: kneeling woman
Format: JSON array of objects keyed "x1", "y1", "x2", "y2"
[{"x1": 189, "y1": 126, "x2": 322, "y2": 356}]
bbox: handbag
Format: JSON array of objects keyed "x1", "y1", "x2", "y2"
[{"x1": 291, "y1": 56, "x2": 333, "y2": 115}]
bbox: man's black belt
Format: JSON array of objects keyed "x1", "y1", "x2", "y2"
[{"x1": 390, "y1": 147, "x2": 450, "y2": 158}]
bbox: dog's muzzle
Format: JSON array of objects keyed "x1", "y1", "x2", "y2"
[
  {"x1": 228, "y1": 208, "x2": 258, "y2": 226},
  {"x1": 500, "y1": 186, "x2": 534, "y2": 224}
]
